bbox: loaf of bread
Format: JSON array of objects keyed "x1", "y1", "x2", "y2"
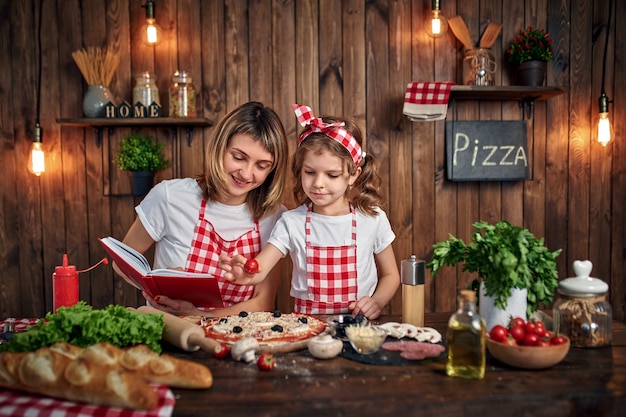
[
  {"x1": 52, "y1": 341, "x2": 213, "y2": 389},
  {"x1": 0, "y1": 347, "x2": 158, "y2": 410}
]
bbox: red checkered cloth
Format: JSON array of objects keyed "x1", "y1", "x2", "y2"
[
  {"x1": 403, "y1": 81, "x2": 454, "y2": 121},
  {"x1": 0, "y1": 385, "x2": 175, "y2": 417}
]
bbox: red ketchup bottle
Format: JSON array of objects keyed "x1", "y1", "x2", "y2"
[{"x1": 53, "y1": 254, "x2": 79, "y2": 312}]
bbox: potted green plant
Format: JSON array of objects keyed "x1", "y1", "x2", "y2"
[
  {"x1": 506, "y1": 26, "x2": 554, "y2": 86},
  {"x1": 427, "y1": 221, "x2": 562, "y2": 329},
  {"x1": 114, "y1": 132, "x2": 170, "y2": 196}
]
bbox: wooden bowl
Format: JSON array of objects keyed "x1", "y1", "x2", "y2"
[{"x1": 486, "y1": 336, "x2": 570, "y2": 369}]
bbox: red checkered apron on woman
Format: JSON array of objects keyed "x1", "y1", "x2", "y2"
[
  {"x1": 186, "y1": 199, "x2": 257, "y2": 307},
  {"x1": 294, "y1": 204, "x2": 358, "y2": 314}
]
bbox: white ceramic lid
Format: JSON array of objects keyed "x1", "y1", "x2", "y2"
[{"x1": 558, "y1": 260, "x2": 608, "y2": 296}]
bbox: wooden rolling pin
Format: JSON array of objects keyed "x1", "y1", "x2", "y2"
[{"x1": 135, "y1": 306, "x2": 221, "y2": 354}]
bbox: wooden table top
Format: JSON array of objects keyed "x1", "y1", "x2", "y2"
[{"x1": 165, "y1": 312, "x2": 626, "y2": 417}]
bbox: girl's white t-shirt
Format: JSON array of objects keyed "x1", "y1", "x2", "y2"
[
  {"x1": 136, "y1": 178, "x2": 284, "y2": 270},
  {"x1": 268, "y1": 204, "x2": 395, "y2": 300}
]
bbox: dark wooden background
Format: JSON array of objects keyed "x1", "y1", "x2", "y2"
[{"x1": 0, "y1": 0, "x2": 623, "y2": 322}]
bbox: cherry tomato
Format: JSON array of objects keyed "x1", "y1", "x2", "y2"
[
  {"x1": 509, "y1": 316, "x2": 526, "y2": 329},
  {"x1": 212, "y1": 343, "x2": 230, "y2": 359},
  {"x1": 489, "y1": 325, "x2": 509, "y2": 342},
  {"x1": 257, "y1": 352, "x2": 275, "y2": 371},
  {"x1": 509, "y1": 324, "x2": 526, "y2": 342},
  {"x1": 535, "y1": 320, "x2": 546, "y2": 334},
  {"x1": 550, "y1": 335, "x2": 568, "y2": 345},
  {"x1": 525, "y1": 321, "x2": 538, "y2": 335},
  {"x1": 244, "y1": 259, "x2": 259, "y2": 274},
  {"x1": 534, "y1": 339, "x2": 551, "y2": 347},
  {"x1": 523, "y1": 333, "x2": 539, "y2": 346}
]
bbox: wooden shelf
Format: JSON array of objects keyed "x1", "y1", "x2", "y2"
[
  {"x1": 56, "y1": 117, "x2": 212, "y2": 128},
  {"x1": 450, "y1": 86, "x2": 567, "y2": 101},
  {"x1": 55, "y1": 117, "x2": 213, "y2": 146}
]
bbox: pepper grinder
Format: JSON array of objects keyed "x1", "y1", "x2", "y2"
[
  {"x1": 53, "y1": 254, "x2": 78, "y2": 313},
  {"x1": 401, "y1": 255, "x2": 425, "y2": 326}
]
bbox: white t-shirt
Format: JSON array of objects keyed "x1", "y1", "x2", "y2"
[
  {"x1": 136, "y1": 178, "x2": 284, "y2": 270},
  {"x1": 268, "y1": 204, "x2": 396, "y2": 301}
]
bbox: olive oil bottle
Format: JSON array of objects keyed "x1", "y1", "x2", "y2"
[{"x1": 446, "y1": 289, "x2": 486, "y2": 379}]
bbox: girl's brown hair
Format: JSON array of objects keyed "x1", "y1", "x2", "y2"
[
  {"x1": 291, "y1": 117, "x2": 384, "y2": 216},
  {"x1": 196, "y1": 102, "x2": 289, "y2": 219}
]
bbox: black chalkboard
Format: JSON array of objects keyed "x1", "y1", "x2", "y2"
[{"x1": 445, "y1": 121, "x2": 530, "y2": 181}]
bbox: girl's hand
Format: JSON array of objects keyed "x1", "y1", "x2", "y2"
[
  {"x1": 349, "y1": 297, "x2": 383, "y2": 320},
  {"x1": 143, "y1": 292, "x2": 199, "y2": 316},
  {"x1": 218, "y1": 254, "x2": 260, "y2": 285}
]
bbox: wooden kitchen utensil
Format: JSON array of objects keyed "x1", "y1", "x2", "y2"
[
  {"x1": 136, "y1": 305, "x2": 221, "y2": 353},
  {"x1": 448, "y1": 16, "x2": 474, "y2": 50},
  {"x1": 479, "y1": 23, "x2": 503, "y2": 48}
]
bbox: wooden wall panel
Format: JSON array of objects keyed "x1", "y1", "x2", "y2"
[{"x1": 0, "y1": 0, "x2": 623, "y2": 323}]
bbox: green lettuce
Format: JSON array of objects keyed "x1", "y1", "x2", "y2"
[{"x1": 0, "y1": 302, "x2": 164, "y2": 353}]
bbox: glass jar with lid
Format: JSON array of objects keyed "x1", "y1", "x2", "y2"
[
  {"x1": 553, "y1": 260, "x2": 612, "y2": 348},
  {"x1": 132, "y1": 71, "x2": 160, "y2": 107},
  {"x1": 169, "y1": 70, "x2": 196, "y2": 117}
]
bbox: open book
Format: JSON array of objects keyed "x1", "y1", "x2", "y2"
[{"x1": 99, "y1": 236, "x2": 224, "y2": 308}]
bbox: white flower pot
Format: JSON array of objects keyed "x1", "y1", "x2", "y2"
[{"x1": 479, "y1": 281, "x2": 527, "y2": 331}]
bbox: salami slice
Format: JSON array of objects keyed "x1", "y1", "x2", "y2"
[{"x1": 382, "y1": 340, "x2": 445, "y2": 360}]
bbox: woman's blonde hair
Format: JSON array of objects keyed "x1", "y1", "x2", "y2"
[
  {"x1": 197, "y1": 102, "x2": 288, "y2": 219},
  {"x1": 291, "y1": 117, "x2": 384, "y2": 216}
]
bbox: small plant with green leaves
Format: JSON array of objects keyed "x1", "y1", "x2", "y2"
[
  {"x1": 427, "y1": 221, "x2": 562, "y2": 317},
  {"x1": 114, "y1": 132, "x2": 170, "y2": 172}
]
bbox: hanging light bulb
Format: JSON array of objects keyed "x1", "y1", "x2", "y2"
[
  {"x1": 425, "y1": 0, "x2": 448, "y2": 38},
  {"x1": 595, "y1": 0, "x2": 614, "y2": 147},
  {"x1": 28, "y1": 123, "x2": 45, "y2": 176},
  {"x1": 597, "y1": 91, "x2": 612, "y2": 147},
  {"x1": 141, "y1": 0, "x2": 163, "y2": 46}
]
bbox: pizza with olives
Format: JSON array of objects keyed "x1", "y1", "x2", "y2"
[{"x1": 200, "y1": 311, "x2": 327, "y2": 347}]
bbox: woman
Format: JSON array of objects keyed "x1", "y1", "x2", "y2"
[{"x1": 114, "y1": 102, "x2": 289, "y2": 317}]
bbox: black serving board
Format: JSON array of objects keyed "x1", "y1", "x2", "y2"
[{"x1": 339, "y1": 337, "x2": 447, "y2": 366}]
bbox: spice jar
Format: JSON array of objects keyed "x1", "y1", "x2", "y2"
[
  {"x1": 169, "y1": 70, "x2": 196, "y2": 117},
  {"x1": 132, "y1": 71, "x2": 160, "y2": 107},
  {"x1": 553, "y1": 260, "x2": 612, "y2": 348}
]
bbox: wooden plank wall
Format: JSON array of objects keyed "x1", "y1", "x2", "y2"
[{"x1": 0, "y1": 0, "x2": 623, "y2": 322}]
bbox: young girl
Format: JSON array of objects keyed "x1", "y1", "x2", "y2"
[
  {"x1": 220, "y1": 104, "x2": 399, "y2": 319},
  {"x1": 114, "y1": 102, "x2": 289, "y2": 317}
]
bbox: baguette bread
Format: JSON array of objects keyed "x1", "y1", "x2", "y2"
[
  {"x1": 52, "y1": 341, "x2": 213, "y2": 389},
  {"x1": 0, "y1": 347, "x2": 158, "y2": 410}
]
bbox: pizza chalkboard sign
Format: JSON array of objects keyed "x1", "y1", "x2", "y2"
[{"x1": 445, "y1": 121, "x2": 530, "y2": 181}]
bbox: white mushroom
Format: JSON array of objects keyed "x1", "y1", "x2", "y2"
[
  {"x1": 307, "y1": 334, "x2": 343, "y2": 359},
  {"x1": 231, "y1": 337, "x2": 259, "y2": 363}
]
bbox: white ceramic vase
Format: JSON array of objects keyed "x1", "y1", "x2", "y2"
[{"x1": 479, "y1": 281, "x2": 527, "y2": 331}]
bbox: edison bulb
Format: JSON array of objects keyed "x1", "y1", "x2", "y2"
[{"x1": 597, "y1": 112, "x2": 612, "y2": 147}]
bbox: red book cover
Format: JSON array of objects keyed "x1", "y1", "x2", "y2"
[{"x1": 99, "y1": 237, "x2": 224, "y2": 309}]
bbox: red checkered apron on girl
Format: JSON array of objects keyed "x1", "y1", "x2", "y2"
[
  {"x1": 186, "y1": 199, "x2": 257, "y2": 307},
  {"x1": 294, "y1": 205, "x2": 358, "y2": 314}
]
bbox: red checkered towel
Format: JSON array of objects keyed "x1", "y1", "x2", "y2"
[
  {"x1": 0, "y1": 385, "x2": 175, "y2": 417},
  {"x1": 403, "y1": 81, "x2": 454, "y2": 121}
]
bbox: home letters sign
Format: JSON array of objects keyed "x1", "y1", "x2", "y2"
[{"x1": 445, "y1": 121, "x2": 530, "y2": 181}]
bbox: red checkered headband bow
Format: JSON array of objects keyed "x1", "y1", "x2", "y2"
[{"x1": 291, "y1": 104, "x2": 364, "y2": 166}]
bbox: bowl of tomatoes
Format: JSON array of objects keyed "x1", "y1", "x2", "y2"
[{"x1": 486, "y1": 317, "x2": 570, "y2": 369}]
